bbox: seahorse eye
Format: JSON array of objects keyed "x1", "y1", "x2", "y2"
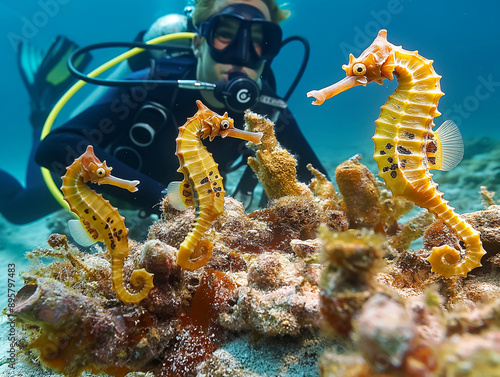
[
  {"x1": 220, "y1": 119, "x2": 230, "y2": 130},
  {"x1": 96, "y1": 168, "x2": 106, "y2": 177},
  {"x1": 353, "y1": 63, "x2": 367, "y2": 76}
]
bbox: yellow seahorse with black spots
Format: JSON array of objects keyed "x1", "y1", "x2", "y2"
[
  {"x1": 61, "y1": 145, "x2": 154, "y2": 303},
  {"x1": 307, "y1": 29, "x2": 486, "y2": 278},
  {"x1": 167, "y1": 100, "x2": 263, "y2": 271}
]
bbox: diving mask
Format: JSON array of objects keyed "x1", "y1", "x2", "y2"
[{"x1": 197, "y1": 3, "x2": 282, "y2": 69}]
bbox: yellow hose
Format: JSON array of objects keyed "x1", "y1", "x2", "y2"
[{"x1": 40, "y1": 32, "x2": 195, "y2": 212}]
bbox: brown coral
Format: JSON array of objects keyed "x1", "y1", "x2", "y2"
[
  {"x1": 250, "y1": 196, "x2": 348, "y2": 253},
  {"x1": 307, "y1": 163, "x2": 341, "y2": 207},
  {"x1": 335, "y1": 155, "x2": 381, "y2": 229},
  {"x1": 220, "y1": 253, "x2": 321, "y2": 336},
  {"x1": 356, "y1": 294, "x2": 415, "y2": 374},
  {"x1": 245, "y1": 110, "x2": 311, "y2": 198},
  {"x1": 12, "y1": 278, "x2": 172, "y2": 377},
  {"x1": 319, "y1": 226, "x2": 388, "y2": 336}
]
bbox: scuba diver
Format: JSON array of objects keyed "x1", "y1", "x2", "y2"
[
  {"x1": 0, "y1": 36, "x2": 92, "y2": 224},
  {"x1": 1, "y1": 0, "x2": 328, "y2": 224}
]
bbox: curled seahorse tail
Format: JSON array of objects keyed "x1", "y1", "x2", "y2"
[
  {"x1": 177, "y1": 239, "x2": 213, "y2": 271},
  {"x1": 111, "y1": 259, "x2": 154, "y2": 303},
  {"x1": 426, "y1": 211, "x2": 486, "y2": 277}
]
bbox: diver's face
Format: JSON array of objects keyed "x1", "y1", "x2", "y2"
[{"x1": 194, "y1": 0, "x2": 271, "y2": 106}]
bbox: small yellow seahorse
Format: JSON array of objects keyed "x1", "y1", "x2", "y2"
[
  {"x1": 61, "y1": 145, "x2": 154, "y2": 303},
  {"x1": 307, "y1": 29, "x2": 486, "y2": 277},
  {"x1": 168, "y1": 100, "x2": 262, "y2": 271}
]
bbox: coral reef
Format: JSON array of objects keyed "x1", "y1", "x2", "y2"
[
  {"x1": 318, "y1": 226, "x2": 388, "y2": 336},
  {"x1": 219, "y1": 252, "x2": 322, "y2": 336},
  {"x1": 320, "y1": 288, "x2": 500, "y2": 377},
  {"x1": 12, "y1": 278, "x2": 172, "y2": 376},
  {"x1": 307, "y1": 163, "x2": 341, "y2": 208},
  {"x1": 9, "y1": 115, "x2": 500, "y2": 377}
]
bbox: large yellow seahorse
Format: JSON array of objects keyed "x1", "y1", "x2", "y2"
[
  {"x1": 307, "y1": 29, "x2": 485, "y2": 277},
  {"x1": 61, "y1": 145, "x2": 154, "y2": 303},
  {"x1": 168, "y1": 100, "x2": 262, "y2": 271}
]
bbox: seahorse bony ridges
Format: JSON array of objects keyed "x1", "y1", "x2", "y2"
[
  {"x1": 307, "y1": 29, "x2": 485, "y2": 277},
  {"x1": 170, "y1": 100, "x2": 262, "y2": 271},
  {"x1": 61, "y1": 145, "x2": 154, "y2": 303}
]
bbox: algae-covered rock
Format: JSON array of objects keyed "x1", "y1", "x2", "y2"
[
  {"x1": 245, "y1": 110, "x2": 311, "y2": 199},
  {"x1": 319, "y1": 226, "x2": 388, "y2": 336},
  {"x1": 335, "y1": 155, "x2": 381, "y2": 229}
]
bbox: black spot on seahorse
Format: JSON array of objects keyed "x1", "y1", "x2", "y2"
[
  {"x1": 380, "y1": 150, "x2": 386, "y2": 155},
  {"x1": 183, "y1": 183, "x2": 190, "y2": 188},
  {"x1": 389, "y1": 163, "x2": 398, "y2": 170},
  {"x1": 390, "y1": 171, "x2": 397, "y2": 178},
  {"x1": 183, "y1": 189, "x2": 192, "y2": 197},
  {"x1": 385, "y1": 143, "x2": 394, "y2": 150},
  {"x1": 113, "y1": 231, "x2": 122, "y2": 242},
  {"x1": 383, "y1": 166, "x2": 389, "y2": 172},
  {"x1": 428, "y1": 157, "x2": 436, "y2": 165},
  {"x1": 216, "y1": 192, "x2": 221, "y2": 197},
  {"x1": 397, "y1": 146, "x2": 412, "y2": 155},
  {"x1": 215, "y1": 175, "x2": 219, "y2": 179},
  {"x1": 207, "y1": 189, "x2": 212, "y2": 194},
  {"x1": 213, "y1": 182, "x2": 217, "y2": 186},
  {"x1": 426, "y1": 142, "x2": 437, "y2": 154},
  {"x1": 214, "y1": 186, "x2": 223, "y2": 192},
  {"x1": 400, "y1": 159, "x2": 407, "y2": 168},
  {"x1": 84, "y1": 208, "x2": 90, "y2": 214},
  {"x1": 387, "y1": 157, "x2": 394, "y2": 163},
  {"x1": 200, "y1": 177, "x2": 209, "y2": 185},
  {"x1": 92, "y1": 215, "x2": 97, "y2": 221},
  {"x1": 209, "y1": 171, "x2": 214, "y2": 176},
  {"x1": 403, "y1": 132, "x2": 415, "y2": 139}
]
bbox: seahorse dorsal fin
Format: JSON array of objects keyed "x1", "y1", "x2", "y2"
[
  {"x1": 68, "y1": 219, "x2": 97, "y2": 247},
  {"x1": 166, "y1": 180, "x2": 191, "y2": 210},
  {"x1": 434, "y1": 120, "x2": 464, "y2": 171}
]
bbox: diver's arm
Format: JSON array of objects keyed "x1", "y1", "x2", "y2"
[
  {"x1": 35, "y1": 104, "x2": 167, "y2": 213},
  {"x1": 274, "y1": 108, "x2": 330, "y2": 181},
  {"x1": 36, "y1": 133, "x2": 166, "y2": 212}
]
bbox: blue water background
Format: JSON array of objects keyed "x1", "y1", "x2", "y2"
[{"x1": 1, "y1": 0, "x2": 499, "y2": 185}]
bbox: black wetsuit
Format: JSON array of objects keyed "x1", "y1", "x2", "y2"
[{"x1": 34, "y1": 57, "x2": 327, "y2": 214}]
